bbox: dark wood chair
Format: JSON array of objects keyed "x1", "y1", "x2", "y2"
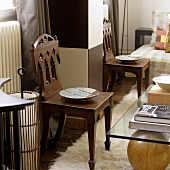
[
  {"x1": 103, "y1": 18, "x2": 150, "y2": 98},
  {"x1": 31, "y1": 34, "x2": 66, "y2": 149},
  {"x1": 31, "y1": 34, "x2": 113, "y2": 170}
]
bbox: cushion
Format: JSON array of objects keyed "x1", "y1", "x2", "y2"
[
  {"x1": 131, "y1": 44, "x2": 170, "y2": 83},
  {"x1": 150, "y1": 10, "x2": 170, "y2": 46},
  {"x1": 165, "y1": 14, "x2": 170, "y2": 53},
  {"x1": 154, "y1": 28, "x2": 168, "y2": 50},
  {"x1": 165, "y1": 31, "x2": 170, "y2": 53}
]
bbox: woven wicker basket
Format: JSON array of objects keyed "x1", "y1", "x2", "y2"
[{"x1": 4, "y1": 91, "x2": 40, "y2": 170}]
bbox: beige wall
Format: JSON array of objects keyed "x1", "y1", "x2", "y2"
[
  {"x1": 119, "y1": 0, "x2": 170, "y2": 53},
  {"x1": 57, "y1": 48, "x2": 88, "y2": 89}
]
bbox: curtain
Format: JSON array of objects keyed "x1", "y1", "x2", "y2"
[
  {"x1": 14, "y1": 0, "x2": 62, "y2": 142},
  {"x1": 103, "y1": 0, "x2": 119, "y2": 56},
  {"x1": 12, "y1": 0, "x2": 52, "y2": 142},
  {"x1": 13, "y1": 0, "x2": 51, "y2": 91}
]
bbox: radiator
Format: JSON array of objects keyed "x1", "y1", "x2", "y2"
[{"x1": 0, "y1": 21, "x2": 22, "y2": 93}]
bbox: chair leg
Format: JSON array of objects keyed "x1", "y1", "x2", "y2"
[
  {"x1": 136, "y1": 71, "x2": 143, "y2": 98},
  {"x1": 40, "y1": 104, "x2": 51, "y2": 155},
  {"x1": 108, "y1": 71, "x2": 116, "y2": 92},
  {"x1": 103, "y1": 65, "x2": 110, "y2": 92},
  {"x1": 51, "y1": 114, "x2": 66, "y2": 147},
  {"x1": 104, "y1": 105, "x2": 112, "y2": 150},
  {"x1": 145, "y1": 67, "x2": 150, "y2": 89},
  {"x1": 87, "y1": 122, "x2": 97, "y2": 170}
]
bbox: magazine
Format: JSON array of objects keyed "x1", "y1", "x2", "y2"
[
  {"x1": 134, "y1": 103, "x2": 170, "y2": 124},
  {"x1": 129, "y1": 116, "x2": 170, "y2": 133}
]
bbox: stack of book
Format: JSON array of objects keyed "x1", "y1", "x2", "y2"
[{"x1": 129, "y1": 103, "x2": 170, "y2": 133}]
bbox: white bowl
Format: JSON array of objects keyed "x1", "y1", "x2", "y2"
[{"x1": 153, "y1": 76, "x2": 170, "y2": 91}]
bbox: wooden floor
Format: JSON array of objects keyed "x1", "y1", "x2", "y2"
[{"x1": 40, "y1": 76, "x2": 144, "y2": 169}]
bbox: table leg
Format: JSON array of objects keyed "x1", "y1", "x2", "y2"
[
  {"x1": 5, "y1": 112, "x2": 12, "y2": 168},
  {"x1": 13, "y1": 110, "x2": 20, "y2": 170},
  {"x1": 135, "y1": 30, "x2": 144, "y2": 50},
  {"x1": 0, "y1": 112, "x2": 2, "y2": 169},
  {"x1": 104, "y1": 105, "x2": 112, "y2": 150},
  {"x1": 87, "y1": 122, "x2": 97, "y2": 170}
]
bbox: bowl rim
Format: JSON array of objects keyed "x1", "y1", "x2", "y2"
[{"x1": 153, "y1": 76, "x2": 170, "y2": 85}]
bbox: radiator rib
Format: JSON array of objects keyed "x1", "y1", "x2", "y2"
[{"x1": 0, "y1": 21, "x2": 22, "y2": 93}]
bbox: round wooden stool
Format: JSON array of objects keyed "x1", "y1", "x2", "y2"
[{"x1": 127, "y1": 131, "x2": 170, "y2": 170}]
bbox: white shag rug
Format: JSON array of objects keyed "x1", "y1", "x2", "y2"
[{"x1": 49, "y1": 85, "x2": 170, "y2": 170}]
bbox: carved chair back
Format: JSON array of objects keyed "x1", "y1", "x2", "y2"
[
  {"x1": 103, "y1": 18, "x2": 114, "y2": 63},
  {"x1": 31, "y1": 34, "x2": 62, "y2": 101}
]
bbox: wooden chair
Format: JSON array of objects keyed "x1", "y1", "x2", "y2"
[
  {"x1": 31, "y1": 34, "x2": 66, "y2": 149},
  {"x1": 31, "y1": 34, "x2": 113, "y2": 170},
  {"x1": 103, "y1": 18, "x2": 150, "y2": 97}
]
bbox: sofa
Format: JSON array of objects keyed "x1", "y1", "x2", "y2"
[{"x1": 131, "y1": 10, "x2": 170, "y2": 83}]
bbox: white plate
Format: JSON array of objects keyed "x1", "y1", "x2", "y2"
[
  {"x1": 59, "y1": 87, "x2": 99, "y2": 101},
  {"x1": 115, "y1": 55, "x2": 142, "y2": 62}
]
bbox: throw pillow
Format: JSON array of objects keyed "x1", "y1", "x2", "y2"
[
  {"x1": 154, "y1": 28, "x2": 168, "y2": 50},
  {"x1": 165, "y1": 32, "x2": 170, "y2": 52},
  {"x1": 150, "y1": 10, "x2": 170, "y2": 46},
  {"x1": 165, "y1": 14, "x2": 170, "y2": 53}
]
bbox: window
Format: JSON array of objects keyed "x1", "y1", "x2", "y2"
[
  {"x1": 0, "y1": 0, "x2": 16, "y2": 22},
  {"x1": 0, "y1": 0, "x2": 14, "y2": 10}
]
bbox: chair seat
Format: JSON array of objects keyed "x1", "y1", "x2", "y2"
[
  {"x1": 106, "y1": 58, "x2": 149, "y2": 67},
  {"x1": 103, "y1": 58, "x2": 150, "y2": 97},
  {"x1": 42, "y1": 92, "x2": 113, "y2": 118}
]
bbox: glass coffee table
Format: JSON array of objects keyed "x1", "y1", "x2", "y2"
[{"x1": 107, "y1": 85, "x2": 170, "y2": 169}]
